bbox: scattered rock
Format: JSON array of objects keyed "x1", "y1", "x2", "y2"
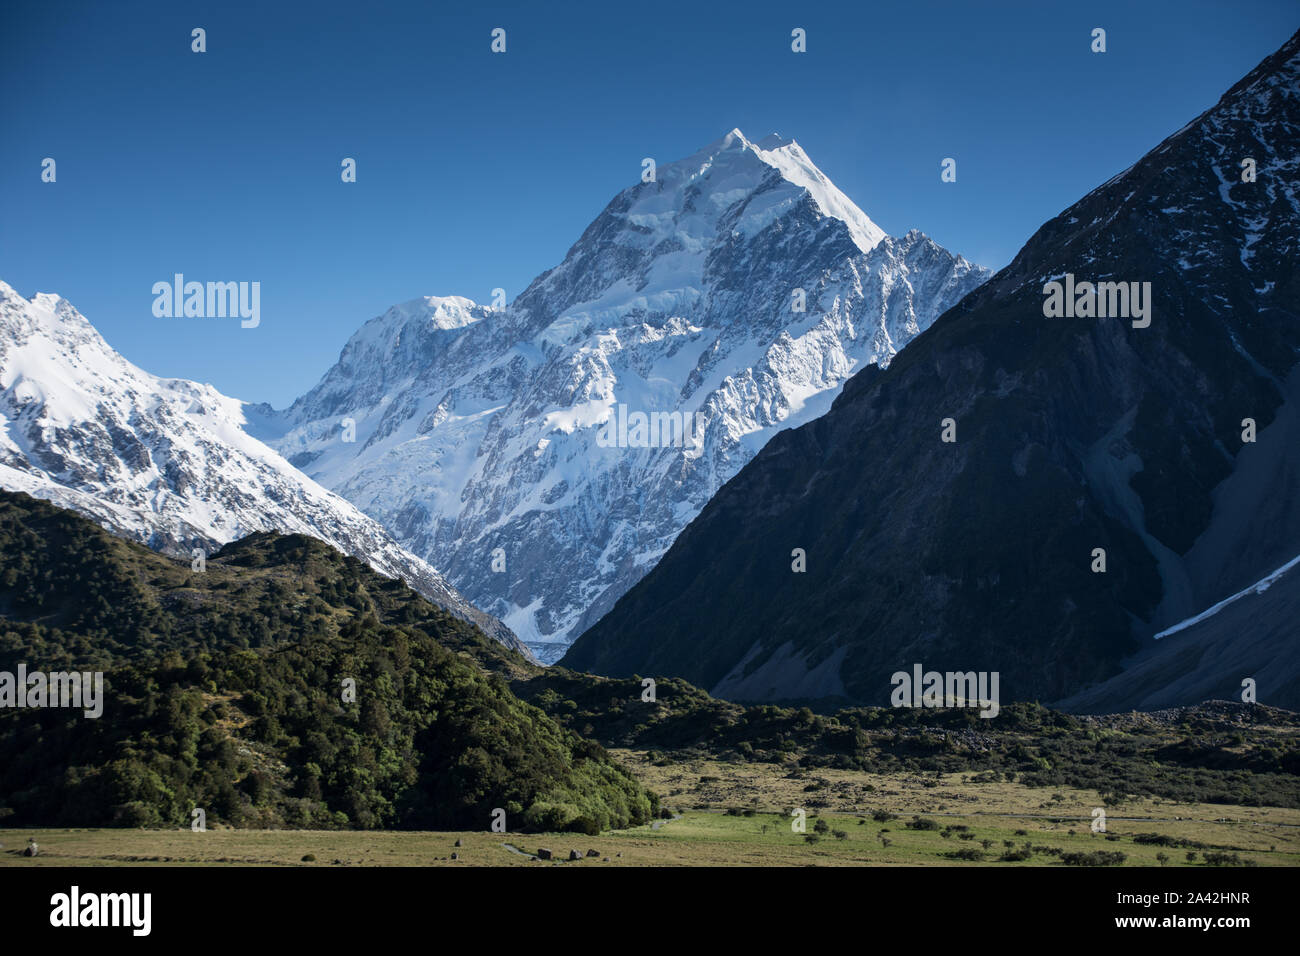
[
  {"x1": 568, "y1": 849, "x2": 582, "y2": 861},
  {"x1": 603, "y1": 857, "x2": 610, "y2": 862},
  {"x1": 454, "y1": 838, "x2": 462, "y2": 847},
  {"x1": 23, "y1": 842, "x2": 38, "y2": 858},
  {"x1": 586, "y1": 849, "x2": 600, "y2": 857},
  {"x1": 537, "y1": 848, "x2": 553, "y2": 860},
  {"x1": 301, "y1": 853, "x2": 316, "y2": 862},
  {"x1": 616, "y1": 852, "x2": 622, "y2": 858},
  {"x1": 451, "y1": 852, "x2": 459, "y2": 860}
]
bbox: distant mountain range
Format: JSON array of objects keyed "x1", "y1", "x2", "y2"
[
  {"x1": 5, "y1": 29, "x2": 1295, "y2": 716},
  {"x1": 565, "y1": 31, "x2": 1300, "y2": 710},
  {"x1": 258, "y1": 129, "x2": 987, "y2": 661},
  {"x1": 0, "y1": 283, "x2": 528, "y2": 657}
]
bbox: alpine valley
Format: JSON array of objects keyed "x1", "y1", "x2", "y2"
[
  {"x1": 259, "y1": 130, "x2": 988, "y2": 662},
  {"x1": 2, "y1": 18, "x2": 1300, "y2": 870}
]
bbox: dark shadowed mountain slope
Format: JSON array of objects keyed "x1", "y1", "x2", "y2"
[
  {"x1": 564, "y1": 30, "x2": 1300, "y2": 709},
  {"x1": 1059, "y1": 549, "x2": 1300, "y2": 713}
]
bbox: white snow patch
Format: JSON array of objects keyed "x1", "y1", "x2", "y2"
[{"x1": 1154, "y1": 552, "x2": 1300, "y2": 640}]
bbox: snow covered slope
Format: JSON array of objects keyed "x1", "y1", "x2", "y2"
[
  {"x1": 1155, "y1": 552, "x2": 1300, "y2": 640},
  {"x1": 267, "y1": 129, "x2": 988, "y2": 662},
  {"x1": 0, "y1": 282, "x2": 530, "y2": 657}
]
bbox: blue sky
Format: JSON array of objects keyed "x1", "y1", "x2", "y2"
[{"x1": 1, "y1": 0, "x2": 1295, "y2": 406}]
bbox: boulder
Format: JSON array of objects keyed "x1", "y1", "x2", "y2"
[{"x1": 536, "y1": 848, "x2": 552, "y2": 860}]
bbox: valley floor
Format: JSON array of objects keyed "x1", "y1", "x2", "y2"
[{"x1": 4, "y1": 754, "x2": 1296, "y2": 867}]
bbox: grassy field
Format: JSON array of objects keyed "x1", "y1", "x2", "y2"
[
  {"x1": 616, "y1": 748, "x2": 1300, "y2": 827},
  {"x1": 2, "y1": 810, "x2": 1294, "y2": 867},
  {"x1": 4, "y1": 750, "x2": 1296, "y2": 866}
]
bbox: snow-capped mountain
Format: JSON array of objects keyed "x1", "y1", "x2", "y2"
[
  {"x1": 566, "y1": 32, "x2": 1300, "y2": 706},
  {"x1": 0, "y1": 282, "x2": 530, "y2": 657},
  {"x1": 265, "y1": 129, "x2": 989, "y2": 662}
]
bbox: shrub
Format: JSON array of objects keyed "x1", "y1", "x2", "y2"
[{"x1": 1060, "y1": 850, "x2": 1126, "y2": 866}]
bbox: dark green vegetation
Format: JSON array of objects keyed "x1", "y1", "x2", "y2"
[
  {"x1": 0, "y1": 491, "x2": 654, "y2": 832},
  {"x1": 565, "y1": 32, "x2": 1300, "y2": 708},
  {"x1": 0, "y1": 490, "x2": 523, "y2": 675},
  {"x1": 514, "y1": 669, "x2": 1300, "y2": 809},
  {"x1": 1, "y1": 489, "x2": 1296, "y2": 842}
]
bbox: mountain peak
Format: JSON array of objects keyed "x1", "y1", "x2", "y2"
[
  {"x1": 704, "y1": 127, "x2": 751, "y2": 152},
  {"x1": 513, "y1": 128, "x2": 890, "y2": 328},
  {"x1": 669, "y1": 128, "x2": 886, "y2": 254},
  {"x1": 0, "y1": 284, "x2": 105, "y2": 357},
  {"x1": 275, "y1": 125, "x2": 987, "y2": 661},
  {"x1": 700, "y1": 128, "x2": 792, "y2": 153},
  {"x1": 564, "y1": 29, "x2": 1300, "y2": 706}
]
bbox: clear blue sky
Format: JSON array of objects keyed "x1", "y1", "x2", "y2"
[{"x1": 1, "y1": 0, "x2": 1295, "y2": 406}]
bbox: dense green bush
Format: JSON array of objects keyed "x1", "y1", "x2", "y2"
[
  {"x1": 0, "y1": 492, "x2": 655, "y2": 832},
  {"x1": 1060, "y1": 851, "x2": 1126, "y2": 866}
]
